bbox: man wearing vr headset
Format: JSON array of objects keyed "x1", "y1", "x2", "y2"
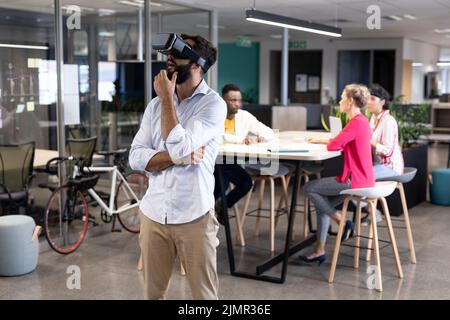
[{"x1": 129, "y1": 33, "x2": 226, "y2": 300}]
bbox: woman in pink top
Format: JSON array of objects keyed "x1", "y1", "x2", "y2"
[{"x1": 299, "y1": 84, "x2": 375, "y2": 265}]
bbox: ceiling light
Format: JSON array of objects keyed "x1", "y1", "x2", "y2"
[
  {"x1": 118, "y1": 0, "x2": 162, "y2": 7},
  {"x1": 412, "y1": 62, "x2": 423, "y2": 67},
  {"x1": 403, "y1": 14, "x2": 416, "y2": 20},
  {"x1": 387, "y1": 15, "x2": 403, "y2": 21},
  {"x1": 437, "y1": 61, "x2": 450, "y2": 67},
  {"x1": 98, "y1": 9, "x2": 115, "y2": 16},
  {"x1": 119, "y1": 0, "x2": 142, "y2": 7},
  {"x1": 195, "y1": 24, "x2": 225, "y2": 29},
  {"x1": 60, "y1": 5, "x2": 96, "y2": 12},
  {"x1": 245, "y1": 9, "x2": 342, "y2": 38},
  {"x1": 434, "y1": 28, "x2": 450, "y2": 33},
  {"x1": 99, "y1": 31, "x2": 116, "y2": 37},
  {"x1": 0, "y1": 43, "x2": 48, "y2": 50}
]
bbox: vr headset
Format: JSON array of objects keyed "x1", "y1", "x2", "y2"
[{"x1": 152, "y1": 33, "x2": 210, "y2": 73}]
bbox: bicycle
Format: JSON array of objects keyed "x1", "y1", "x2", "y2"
[
  {"x1": 95, "y1": 149, "x2": 148, "y2": 233},
  {"x1": 41, "y1": 151, "x2": 148, "y2": 254}
]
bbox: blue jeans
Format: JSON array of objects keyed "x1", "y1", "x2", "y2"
[
  {"x1": 373, "y1": 164, "x2": 399, "y2": 180},
  {"x1": 214, "y1": 165, "x2": 253, "y2": 209}
]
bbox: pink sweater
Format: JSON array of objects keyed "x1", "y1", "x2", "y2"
[{"x1": 327, "y1": 113, "x2": 375, "y2": 189}]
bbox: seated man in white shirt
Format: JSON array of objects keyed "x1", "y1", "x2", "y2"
[{"x1": 214, "y1": 84, "x2": 275, "y2": 224}]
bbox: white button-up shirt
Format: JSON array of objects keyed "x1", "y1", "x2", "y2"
[
  {"x1": 129, "y1": 80, "x2": 227, "y2": 224},
  {"x1": 370, "y1": 110, "x2": 404, "y2": 175}
]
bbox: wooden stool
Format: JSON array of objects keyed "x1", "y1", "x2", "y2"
[
  {"x1": 376, "y1": 167, "x2": 417, "y2": 264},
  {"x1": 282, "y1": 162, "x2": 323, "y2": 239},
  {"x1": 328, "y1": 181, "x2": 403, "y2": 292},
  {"x1": 239, "y1": 164, "x2": 290, "y2": 252}
]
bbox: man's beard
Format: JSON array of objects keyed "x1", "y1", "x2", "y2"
[
  {"x1": 168, "y1": 62, "x2": 193, "y2": 85},
  {"x1": 228, "y1": 108, "x2": 238, "y2": 116}
]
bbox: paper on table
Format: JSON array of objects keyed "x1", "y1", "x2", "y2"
[{"x1": 266, "y1": 142, "x2": 324, "y2": 151}]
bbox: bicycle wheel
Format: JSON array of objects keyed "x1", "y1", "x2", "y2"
[
  {"x1": 116, "y1": 171, "x2": 148, "y2": 233},
  {"x1": 44, "y1": 186, "x2": 89, "y2": 254}
]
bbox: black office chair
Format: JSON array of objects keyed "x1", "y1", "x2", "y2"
[
  {"x1": 0, "y1": 142, "x2": 35, "y2": 215},
  {"x1": 66, "y1": 136, "x2": 97, "y2": 169},
  {"x1": 39, "y1": 137, "x2": 97, "y2": 186}
]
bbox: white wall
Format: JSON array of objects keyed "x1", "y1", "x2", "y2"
[
  {"x1": 259, "y1": 37, "x2": 404, "y2": 104},
  {"x1": 403, "y1": 39, "x2": 441, "y2": 102},
  {"x1": 403, "y1": 39, "x2": 440, "y2": 72},
  {"x1": 440, "y1": 48, "x2": 450, "y2": 61}
]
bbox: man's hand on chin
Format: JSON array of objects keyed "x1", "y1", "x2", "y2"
[{"x1": 154, "y1": 70, "x2": 178, "y2": 104}]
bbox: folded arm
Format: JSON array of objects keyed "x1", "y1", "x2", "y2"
[
  {"x1": 248, "y1": 113, "x2": 275, "y2": 142},
  {"x1": 164, "y1": 96, "x2": 227, "y2": 161},
  {"x1": 129, "y1": 103, "x2": 174, "y2": 173}
]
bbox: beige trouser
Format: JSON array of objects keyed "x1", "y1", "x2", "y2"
[{"x1": 139, "y1": 210, "x2": 220, "y2": 300}]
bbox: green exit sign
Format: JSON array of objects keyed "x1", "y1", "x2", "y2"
[
  {"x1": 289, "y1": 41, "x2": 307, "y2": 49},
  {"x1": 236, "y1": 36, "x2": 252, "y2": 48}
]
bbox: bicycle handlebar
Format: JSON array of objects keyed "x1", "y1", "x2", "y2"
[{"x1": 45, "y1": 156, "x2": 87, "y2": 174}]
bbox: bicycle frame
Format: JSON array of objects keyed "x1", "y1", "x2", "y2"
[{"x1": 76, "y1": 165, "x2": 141, "y2": 217}]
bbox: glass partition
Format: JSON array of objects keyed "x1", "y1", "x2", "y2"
[
  {"x1": 0, "y1": 0, "x2": 214, "y2": 152},
  {"x1": 0, "y1": 1, "x2": 56, "y2": 148}
]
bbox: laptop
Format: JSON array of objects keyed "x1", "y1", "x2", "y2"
[{"x1": 329, "y1": 116, "x2": 343, "y2": 137}]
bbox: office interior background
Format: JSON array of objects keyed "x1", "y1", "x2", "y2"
[{"x1": 1, "y1": 0, "x2": 450, "y2": 300}]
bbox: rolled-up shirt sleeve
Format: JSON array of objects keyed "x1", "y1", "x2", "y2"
[
  {"x1": 129, "y1": 102, "x2": 159, "y2": 172},
  {"x1": 223, "y1": 133, "x2": 245, "y2": 144},
  {"x1": 248, "y1": 112, "x2": 275, "y2": 142},
  {"x1": 165, "y1": 95, "x2": 226, "y2": 160}
]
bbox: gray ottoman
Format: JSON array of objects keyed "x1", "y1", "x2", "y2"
[{"x1": 0, "y1": 215, "x2": 39, "y2": 276}]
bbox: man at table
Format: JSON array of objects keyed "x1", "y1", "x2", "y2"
[
  {"x1": 214, "y1": 83, "x2": 275, "y2": 225},
  {"x1": 129, "y1": 34, "x2": 226, "y2": 300}
]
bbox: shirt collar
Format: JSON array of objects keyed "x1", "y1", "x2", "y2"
[
  {"x1": 375, "y1": 109, "x2": 390, "y2": 121},
  {"x1": 173, "y1": 79, "x2": 209, "y2": 104}
]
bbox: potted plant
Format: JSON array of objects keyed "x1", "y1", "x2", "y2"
[
  {"x1": 388, "y1": 96, "x2": 431, "y2": 148},
  {"x1": 387, "y1": 97, "x2": 431, "y2": 214},
  {"x1": 321, "y1": 97, "x2": 371, "y2": 131}
]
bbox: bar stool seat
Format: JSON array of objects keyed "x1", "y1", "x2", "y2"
[
  {"x1": 328, "y1": 181, "x2": 403, "y2": 292},
  {"x1": 245, "y1": 164, "x2": 290, "y2": 177},
  {"x1": 301, "y1": 163, "x2": 325, "y2": 176},
  {"x1": 375, "y1": 167, "x2": 418, "y2": 264},
  {"x1": 340, "y1": 181, "x2": 398, "y2": 198},
  {"x1": 377, "y1": 167, "x2": 417, "y2": 184}
]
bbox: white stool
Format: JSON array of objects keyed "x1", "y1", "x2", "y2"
[{"x1": 328, "y1": 181, "x2": 403, "y2": 292}]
